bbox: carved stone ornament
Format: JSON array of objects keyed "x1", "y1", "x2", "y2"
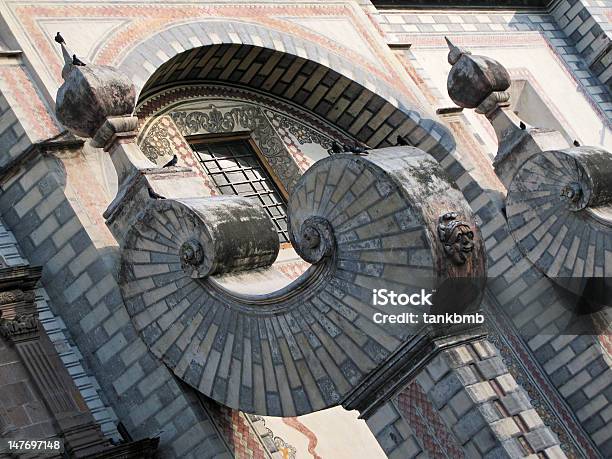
[
  {"x1": 0, "y1": 289, "x2": 31, "y2": 305},
  {"x1": 55, "y1": 39, "x2": 135, "y2": 139},
  {"x1": 0, "y1": 313, "x2": 38, "y2": 340},
  {"x1": 118, "y1": 147, "x2": 487, "y2": 417},
  {"x1": 506, "y1": 147, "x2": 612, "y2": 296},
  {"x1": 169, "y1": 104, "x2": 302, "y2": 192},
  {"x1": 445, "y1": 37, "x2": 511, "y2": 114},
  {"x1": 437, "y1": 212, "x2": 475, "y2": 265}
]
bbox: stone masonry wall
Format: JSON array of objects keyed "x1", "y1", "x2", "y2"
[
  {"x1": 368, "y1": 338, "x2": 565, "y2": 458},
  {"x1": 551, "y1": 0, "x2": 612, "y2": 94},
  {"x1": 377, "y1": 6, "x2": 612, "y2": 120},
  {"x1": 0, "y1": 146, "x2": 232, "y2": 457}
]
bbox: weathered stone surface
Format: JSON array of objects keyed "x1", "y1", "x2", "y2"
[
  {"x1": 118, "y1": 147, "x2": 487, "y2": 416},
  {"x1": 446, "y1": 38, "x2": 511, "y2": 110},
  {"x1": 506, "y1": 146, "x2": 612, "y2": 300},
  {"x1": 56, "y1": 64, "x2": 135, "y2": 139}
]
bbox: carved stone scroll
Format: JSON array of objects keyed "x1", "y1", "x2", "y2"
[{"x1": 118, "y1": 147, "x2": 486, "y2": 417}]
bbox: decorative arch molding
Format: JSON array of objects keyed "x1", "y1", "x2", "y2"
[
  {"x1": 137, "y1": 84, "x2": 357, "y2": 193},
  {"x1": 148, "y1": 100, "x2": 304, "y2": 193},
  {"x1": 120, "y1": 21, "x2": 456, "y2": 155}
]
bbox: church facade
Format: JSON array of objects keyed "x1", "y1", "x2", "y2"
[{"x1": 0, "y1": 0, "x2": 609, "y2": 458}]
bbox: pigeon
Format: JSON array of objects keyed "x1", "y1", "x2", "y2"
[
  {"x1": 573, "y1": 140, "x2": 581, "y2": 147},
  {"x1": 54, "y1": 32, "x2": 65, "y2": 45},
  {"x1": 519, "y1": 121, "x2": 526, "y2": 130},
  {"x1": 347, "y1": 144, "x2": 368, "y2": 155},
  {"x1": 329, "y1": 141, "x2": 344, "y2": 155},
  {"x1": 162, "y1": 154, "x2": 178, "y2": 168},
  {"x1": 329, "y1": 141, "x2": 368, "y2": 155},
  {"x1": 396, "y1": 135, "x2": 410, "y2": 146},
  {"x1": 72, "y1": 54, "x2": 86, "y2": 66},
  {"x1": 147, "y1": 187, "x2": 166, "y2": 200}
]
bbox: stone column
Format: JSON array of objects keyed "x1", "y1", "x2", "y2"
[
  {"x1": 0, "y1": 265, "x2": 159, "y2": 458},
  {"x1": 0, "y1": 288, "x2": 110, "y2": 456}
]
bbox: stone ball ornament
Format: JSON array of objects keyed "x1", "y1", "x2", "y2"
[
  {"x1": 55, "y1": 51, "x2": 136, "y2": 138},
  {"x1": 118, "y1": 147, "x2": 487, "y2": 417},
  {"x1": 445, "y1": 37, "x2": 511, "y2": 110},
  {"x1": 506, "y1": 146, "x2": 612, "y2": 301}
]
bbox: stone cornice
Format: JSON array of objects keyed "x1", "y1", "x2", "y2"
[{"x1": 0, "y1": 265, "x2": 41, "y2": 291}]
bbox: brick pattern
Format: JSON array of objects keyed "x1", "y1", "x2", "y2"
[
  {"x1": 506, "y1": 149, "x2": 611, "y2": 281},
  {"x1": 13, "y1": 3, "x2": 422, "y2": 112},
  {"x1": 274, "y1": 260, "x2": 309, "y2": 281},
  {"x1": 127, "y1": 29, "x2": 442, "y2": 152},
  {"x1": 378, "y1": 8, "x2": 612, "y2": 120},
  {"x1": 0, "y1": 151, "x2": 232, "y2": 457},
  {"x1": 366, "y1": 399, "x2": 426, "y2": 459},
  {"x1": 395, "y1": 381, "x2": 464, "y2": 458},
  {"x1": 413, "y1": 339, "x2": 565, "y2": 458},
  {"x1": 201, "y1": 398, "x2": 268, "y2": 459},
  {"x1": 551, "y1": 0, "x2": 612, "y2": 97},
  {"x1": 484, "y1": 193, "x2": 612, "y2": 456},
  {"x1": 0, "y1": 219, "x2": 120, "y2": 439},
  {"x1": 5, "y1": 5, "x2": 605, "y2": 459},
  {"x1": 118, "y1": 147, "x2": 480, "y2": 418},
  {"x1": 0, "y1": 66, "x2": 60, "y2": 142},
  {"x1": 0, "y1": 333, "x2": 58, "y2": 440},
  {"x1": 0, "y1": 91, "x2": 30, "y2": 172},
  {"x1": 488, "y1": 304, "x2": 605, "y2": 458}
]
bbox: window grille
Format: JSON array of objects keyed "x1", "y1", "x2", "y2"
[{"x1": 191, "y1": 139, "x2": 290, "y2": 243}]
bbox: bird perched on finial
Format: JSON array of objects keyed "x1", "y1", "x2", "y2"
[
  {"x1": 54, "y1": 32, "x2": 65, "y2": 45},
  {"x1": 72, "y1": 55, "x2": 86, "y2": 66},
  {"x1": 162, "y1": 154, "x2": 178, "y2": 168},
  {"x1": 396, "y1": 135, "x2": 410, "y2": 146},
  {"x1": 573, "y1": 140, "x2": 581, "y2": 147},
  {"x1": 519, "y1": 121, "x2": 526, "y2": 130}
]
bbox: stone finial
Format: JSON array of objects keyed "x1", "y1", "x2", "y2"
[
  {"x1": 445, "y1": 37, "x2": 511, "y2": 113},
  {"x1": 445, "y1": 41, "x2": 570, "y2": 186},
  {"x1": 445, "y1": 37, "x2": 469, "y2": 65},
  {"x1": 54, "y1": 32, "x2": 136, "y2": 140}
]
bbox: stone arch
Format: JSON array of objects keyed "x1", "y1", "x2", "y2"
[
  {"x1": 119, "y1": 19, "x2": 501, "y2": 280},
  {"x1": 118, "y1": 20, "x2": 457, "y2": 157}
]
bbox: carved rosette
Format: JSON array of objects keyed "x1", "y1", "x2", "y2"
[
  {"x1": 506, "y1": 147, "x2": 612, "y2": 297},
  {"x1": 118, "y1": 147, "x2": 486, "y2": 417}
]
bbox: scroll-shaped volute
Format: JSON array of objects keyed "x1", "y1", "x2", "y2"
[
  {"x1": 506, "y1": 147, "x2": 612, "y2": 297},
  {"x1": 288, "y1": 148, "x2": 487, "y2": 280},
  {"x1": 119, "y1": 147, "x2": 486, "y2": 417},
  {"x1": 122, "y1": 196, "x2": 279, "y2": 279}
]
